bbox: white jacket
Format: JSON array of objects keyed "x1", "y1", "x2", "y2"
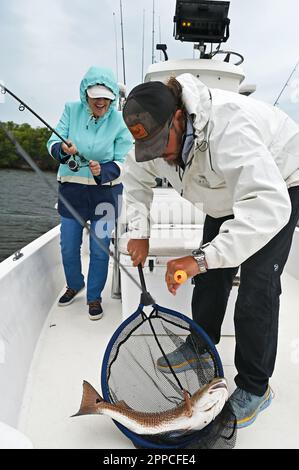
[{"x1": 123, "y1": 73, "x2": 299, "y2": 269}]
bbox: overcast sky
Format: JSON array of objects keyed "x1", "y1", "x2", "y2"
[{"x1": 0, "y1": 0, "x2": 299, "y2": 127}]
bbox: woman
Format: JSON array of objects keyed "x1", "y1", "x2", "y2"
[{"x1": 47, "y1": 66, "x2": 133, "y2": 320}]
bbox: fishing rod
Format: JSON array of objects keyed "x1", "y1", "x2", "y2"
[
  {"x1": 113, "y1": 12, "x2": 119, "y2": 82},
  {"x1": 0, "y1": 93, "x2": 193, "y2": 292},
  {"x1": 0, "y1": 84, "x2": 88, "y2": 172},
  {"x1": 0, "y1": 121, "x2": 153, "y2": 301},
  {"x1": 274, "y1": 60, "x2": 299, "y2": 107},
  {"x1": 141, "y1": 9, "x2": 145, "y2": 81},
  {"x1": 119, "y1": 0, "x2": 126, "y2": 85},
  {"x1": 152, "y1": 0, "x2": 155, "y2": 64}
]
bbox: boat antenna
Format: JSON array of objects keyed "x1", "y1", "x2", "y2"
[
  {"x1": 119, "y1": 0, "x2": 126, "y2": 85},
  {"x1": 141, "y1": 9, "x2": 145, "y2": 81},
  {"x1": 113, "y1": 12, "x2": 119, "y2": 82},
  {"x1": 158, "y1": 15, "x2": 162, "y2": 61},
  {"x1": 274, "y1": 60, "x2": 299, "y2": 106},
  {"x1": 152, "y1": 0, "x2": 155, "y2": 64}
]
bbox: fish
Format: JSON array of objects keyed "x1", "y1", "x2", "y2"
[{"x1": 72, "y1": 377, "x2": 229, "y2": 435}]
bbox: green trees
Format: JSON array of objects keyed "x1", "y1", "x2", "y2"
[{"x1": 0, "y1": 122, "x2": 59, "y2": 171}]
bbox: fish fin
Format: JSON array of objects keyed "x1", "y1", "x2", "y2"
[
  {"x1": 71, "y1": 381, "x2": 104, "y2": 417},
  {"x1": 183, "y1": 390, "x2": 193, "y2": 418}
]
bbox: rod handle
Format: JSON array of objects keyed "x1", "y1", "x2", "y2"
[{"x1": 174, "y1": 270, "x2": 188, "y2": 284}]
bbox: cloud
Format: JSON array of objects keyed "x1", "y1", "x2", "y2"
[{"x1": 0, "y1": 0, "x2": 298, "y2": 127}]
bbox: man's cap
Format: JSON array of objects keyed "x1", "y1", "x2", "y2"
[
  {"x1": 123, "y1": 81, "x2": 177, "y2": 162},
  {"x1": 87, "y1": 84, "x2": 116, "y2": 101}
]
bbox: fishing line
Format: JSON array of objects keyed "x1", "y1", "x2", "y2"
[
  {"x1": 0, "y1": 123, "x2": 192, "y2": 400},
  {"x1": 0, "y1": 112, "x2": 234, "y2": 450},
  {"x1": 0, "y1": 122, "x2": 148, "y2": 296}
]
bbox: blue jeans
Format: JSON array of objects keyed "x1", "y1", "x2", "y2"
[{"x1": 60, "y1": 217, "x2": 111, "y2": 303}]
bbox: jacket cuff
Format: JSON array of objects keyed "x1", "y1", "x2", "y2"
[
  {"x1": 93, "y1": 161, "x2": 121, "y2": 185},
  {"x1": 50, "y1": 142, "x2": 69, "y2": 164},
  {"x1": 201, "y1": 243, "x2": 229, "y2": 270}
]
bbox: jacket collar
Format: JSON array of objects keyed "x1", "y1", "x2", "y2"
[{"x1": 176, "y1": 73, "x2": 212, "y2": 142}]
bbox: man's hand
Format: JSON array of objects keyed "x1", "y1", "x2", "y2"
[
  {"x1": 165, "y1": 256, "x2": 200, "y2": 295},
  {"x1": 61, "y1": 140, "x2": 77, "y2": 155},
  {"x1": 127, "y1": 239, "x2": 149, "y2": 267},
  {"x1": 89, "y1": 160, "x2": 101, "y2": 177}
]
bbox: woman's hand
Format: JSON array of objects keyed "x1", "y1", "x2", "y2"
[
  {"x1": 127, "y1": 239, "x2": 149, "y2": 267},
  {"x1": 89, "y1": 160, "x2": 101, "y2": 176},
  {"x1": 165, "y1": 256, "x2": 200, "y2": 295},
  {"x1": 61, "y1": 140, "x2": 78, "y2": 155}
]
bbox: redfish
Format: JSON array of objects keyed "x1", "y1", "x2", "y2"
[{"x1": 72, "y1": 377, "x2": 228, "y2": 435}]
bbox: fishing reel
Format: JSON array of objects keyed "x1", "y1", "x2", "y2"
[
  {"x1": 67, "y1": 153, "x2": 89, "y2": 172},
  {"x1": 0, "y1": 83, "x2": 92, "y2": 173}
]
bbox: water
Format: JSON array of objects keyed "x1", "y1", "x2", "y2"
[
  {"x1": 1, "y1": 169, "x2": 298, "y2": 264},
  {"x1": 0, "y1": 169, "x2": 60, "y2": 262}
]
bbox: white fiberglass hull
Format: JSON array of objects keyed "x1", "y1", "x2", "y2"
[{"x1": 0, "y1": 222, "x2": 298, "y2": 448}]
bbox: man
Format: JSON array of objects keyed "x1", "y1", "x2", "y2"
[{"x1": 120, "y1": 74, "x2": 299, "y2": 428}]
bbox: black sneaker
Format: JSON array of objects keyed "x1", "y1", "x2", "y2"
[
  {"x1": 58, "y1": 287, "x2": 79, "y2": 306},
  {"x1": 88, "y1": 300, "x2": 103, "y2": 321}
]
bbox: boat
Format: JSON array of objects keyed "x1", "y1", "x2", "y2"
[{"x1": 1, "y1": 0, "x2": 299, "y2": 449}]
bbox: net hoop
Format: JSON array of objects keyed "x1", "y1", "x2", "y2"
[{"x1": 101, "y1": 303, "x2": 224, "y2": 449}]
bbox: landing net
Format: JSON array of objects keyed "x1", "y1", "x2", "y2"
[{"x1": 101, "y1": 304, "x2": 237, "y2": 449}]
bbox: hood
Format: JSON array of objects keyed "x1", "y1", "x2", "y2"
[
  {"x1": 176, "y1": 73, "x2": 212, "y2": 140},
  {"x1": 80, "y1": 66, "x2": 119, "y2": 111}
]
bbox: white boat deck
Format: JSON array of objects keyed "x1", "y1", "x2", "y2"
[{"x1": 18, "y1": 257, "x2": 299, "y2": 449}]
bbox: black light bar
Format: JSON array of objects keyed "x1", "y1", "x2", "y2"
[{"x1": 174, "y1": 0, "x2": 230, "y2": 44}]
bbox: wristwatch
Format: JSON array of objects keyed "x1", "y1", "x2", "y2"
[{"x1": 192, "y1": 248, "x2": 208, "y2": 274}]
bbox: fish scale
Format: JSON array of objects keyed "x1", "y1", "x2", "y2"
[{"x1": 73, "y1": 377, "x2": 229, "y2": 436}]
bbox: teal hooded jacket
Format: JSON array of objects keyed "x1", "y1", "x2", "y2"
[{"x1": 47, "y1": 66, "x2": 133, "y2": 186}]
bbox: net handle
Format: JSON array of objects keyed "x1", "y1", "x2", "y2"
[
  {"x1": 137, "y1": 263, "x2": 155, "y2": 306},
  {"x1": 137, "y1": 265, "x2": 189, "y2": 395}
]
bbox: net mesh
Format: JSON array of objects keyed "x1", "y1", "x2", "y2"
[{"x1": 102, "y1": 305, "x2": 237, "y2": 449}]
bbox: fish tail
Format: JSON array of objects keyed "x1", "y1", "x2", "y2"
[{"x1": 71, "y1": 381, "x2": 104, "y2": 417}]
